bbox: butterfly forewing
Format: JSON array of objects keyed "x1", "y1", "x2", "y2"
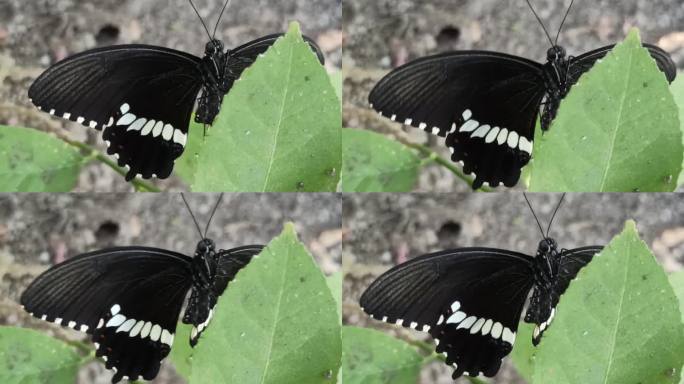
[
  {"x1": 361, "y1": 248, "x2": 536, "y2": 378},
  {"x1": 21, "y1": 247, "x2": 194, "y2": 382},
  {"x1": 183, "y1": 245, "x2": 264, "y2": 346},
  {"x1": 369, "y1": 51, "x2": 546, "y2": 189},
  {"x1": 28, "y1": 45, "x2": 203, "y2": 180},
  {"x1": 568, "y1": 43, "x2": 677, "y2": 84}
]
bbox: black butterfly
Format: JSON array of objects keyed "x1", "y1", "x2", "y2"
[
  {"x1": 20, "y1": 195, "x2": 264, "y2": 383},
  {"x1": 28, "y1": 0, "x2": 324, "y2": 182},
  {"x1": 368, "y1": 0, "x2": 676, "y2": 189},
  {"x1": 359, "y1": 194, "x2": 603, "y2": 378}
]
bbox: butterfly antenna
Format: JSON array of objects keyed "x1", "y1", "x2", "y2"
[
  {"x1": 554, "y1": 0, "x2": 575, "y2": 45},
  {"x1": 212, "y1": 0, "x2": 232, "y2": 39},
  {"x1": 187, "y1": 0, "x2": 213, "y2": 41},
  {"x1": 545, "y1": 193, "x2": 566, "y2": 237},
  {"x1": 523, "y1": 192, "x2": 546, "y2": 239},
  {"x1": 203, "y1": 193, "x2": 224, "y2": 238},
  {"x1": 181, "y1": 193, "x2": 204, "y2": 239},
  {"x1": 525, "y1": 0, "x2": 555, "y2": 48}
]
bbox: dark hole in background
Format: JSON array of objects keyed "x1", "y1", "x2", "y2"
[
  {"x1": 436, "y1": 25, "x2": 461, "y2": 45},
  {"x1": 95, "y1": 220, "x2": 120, "y2": 242},
  {"x1": 437, "y1": 221, "x2": 462, "y2": 243},
  {"x1": 95, "y1": 24, "x2": 120, "y2": 46}
]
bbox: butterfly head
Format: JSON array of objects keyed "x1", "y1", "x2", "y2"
[
  {"x1": 546, "y1": 45, "x2": 566, "y2": 62},
  {"x1": 205, "y1": 39, "x2": 224, "y2": 55},
  {"x1": 537, "y1": 238, "x2": 558, "y2": 256},
  {"x1": 195, "y1": 238, "x2": 216, "y2": 257}
]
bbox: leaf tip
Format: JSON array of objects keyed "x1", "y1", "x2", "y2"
[{"x1": 287, "y1": 21, "x2": 302, "y2": 37}]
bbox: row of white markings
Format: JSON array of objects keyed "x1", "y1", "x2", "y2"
[
  {"x1": 115, "y1": 103, "x2": 188, "y2": 147},
  {"x1": 437, "y1": 301, "x2": 516, "y2": 345},
  {"x1": 101, "y1": 303, "x2": 175, "y2": 347},
  {"x1": 372, "y1": 105, "x2": 533, "y2": 155},
  {"x1": 31, "y1": 99, "x2": 188, "y2": 148}
]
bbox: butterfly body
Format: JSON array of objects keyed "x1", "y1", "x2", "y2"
[
  {"x1": 360, "y1": 237, "x2": 602, "y2": 378},
  {"x1": 369, "y1": 41, "x2": 675, "y2": 189},
  {"x1": 21, "y1": 238, "x2": 263, "y2": 382}
]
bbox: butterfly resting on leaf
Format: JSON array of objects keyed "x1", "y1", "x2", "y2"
[
  {"x1": 28, "y1": 0, "x2": 324, "y2": 182},
  {"x1": 368, "y1": 0, "x2": 676, "y2": 189},
  {"x1": 20, "y1": 195, "x2": 263, "y2": 383},
  {"x1": 360, "y1": 194, "x2": 603, "y2": 378}
]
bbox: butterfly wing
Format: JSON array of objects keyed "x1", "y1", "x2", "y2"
[
  {"x1": 369, "y1": 51, "x2": 546, "y2": 189},
  {"x1": 568, "y1": 43, "x2": 676, "y2": 84},
  {"x1": 28, "y1": 45, "x2": 203, "y2": 180},
  {"x1": 524, "y1": 246, "x2": 603, "y2": 345},
  {"x1": 20, "y1": 247, "x2": 193, "y2": 382},
  {"x1": 360, "y1": 248, "x2": 535, "y2": 378},
  {"x1": 183, "y1": 245, "x2": 264, "y2": 346},
  {"x1": 221, "y1": 33, "x2": 324, "y2": 92}
]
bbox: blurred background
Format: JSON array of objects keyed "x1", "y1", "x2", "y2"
[
  {"x1": 0, "y1": 0, "x2": 342, "y2": 191},
  {"x1": 343, "y1": 0, "x2": 684, "y2": 192},
  {"x1": 342, "y1": 193, "x2": 684, "y2": 383},
  {"x1": 0, "y1": 193, "x2": 342, "y2": 383}
]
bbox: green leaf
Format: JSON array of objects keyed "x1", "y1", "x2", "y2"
[
  {"x1": 0, "y1": 327, "x2": 82, "y2": 384},
  {"x1": 341, "y1": 326, "x2": 423, "y2": 384},
  {"x1": 669, "y1": 270, "x2": 684, "y2": 322},
  {"x1": 329, "y1": 71, "x2": 343, "y2": 104},
  {"x1": 342, "y1": 129, "x2": 422, "y2": 192},
  {"x1": 169, "y1": 322, "x2": 194, "y2": 379},
  {"x1": 533, "y1": 221, "x2": 684, "y2": 384},
  {"x1": 510, "y1": 322, "x2": 536, "y2": 382},
  {"x1": 176, "y1": 22, "x2": 341, "y2": 192},
  {"x1": 0, "y1": 126, "x2": 87, "y2": 192},
  {"x1": 189, "y1": 223, "x2": 341, "y2": 384},
  {"x1": 530, "y1": 29, "x2": 682, "y2": 192},
  {"x1": 671, "y1": 74, "x2": 684, "y2": 187},
  {"x1": 326, "y1": 271, "x2": 342, "y2": 324}
]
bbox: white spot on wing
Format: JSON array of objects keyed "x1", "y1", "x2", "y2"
[
  {"x1": 128, "y1": 118, "x2": 147, "y2": 132},
  {"x1": 116, "y1": 113, "x2": 136, "y2": 126},
  {"x1": 141, "y1": 120, "x2": 156, "y2": 136},
  {"x1": 459, "y1": 120, "x2": 479, "y2": 133},
  {"x1": 120, "y1": 103, "x2": 130, "y2": 114},
  {"x1": 450, "y1": 301, "x2": 461, "y2": 312},
  {"x1": 491, "y1": 322, "x2": 503, "y2": 339},
  {"x1": 507, "y1": 131, "x2": 519, "y2": 149},
  {"x1": 129, "y1": 320, "x2": 144, "y2": 337},
  {"x1": 469, "y1": 318, "x2": 485, "y2": 334},
  {"x1": 496, "y1": 128, "x2": 508, "y2": 145},
  {"x1": 471, "y1": 125, "x2": 490, "y2": 138},
  {"x1": 150, "y1": 324, "x2": 162, "y2": 341},
  {"x1": 462, "y1": 109, "x2": 472, "y2": 120},
  {"x1": 152, "y1": 121, "x2": 164, "y2": 137},
  {"x1": 110, "y1": 304, "x2": 121, "y2": 315},
  {"x1": 447, "y1": 311, "x2": 466, "y2": 324},
  {"x1": 162, "y1": 124, "x2": 174, "y2": 140},
  {"x1": 519, "y1": 137, "x2": 533, "y2": 154},
  {"x1": 456, "y1": 316, "x2": 477, "y2": 330},
  {"x1": 140, "y1": 321, "x2": 152, "y2": 338},
  {"x1": 116, "y1": 319, "x2": 136, "y2": 333},
  {"x1": 485, "y1": 127, "x2": 500, "y2": 143},
  {"x1": 106, "y1": 314, "x2": 126, "y2": 328}
]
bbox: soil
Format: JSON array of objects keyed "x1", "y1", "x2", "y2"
[
  {"x1": 342, "y1": 192, "x2": 684, "y2": 384},
  {"x1": 343, "y1": 0, "x2": 684, "y2": 192},
  {"x1": 0, "y1": 193, "x2": 342, "y2": 384},
  {"x1": 0, "y1": 0, "x2": 342, "y2": 191}
]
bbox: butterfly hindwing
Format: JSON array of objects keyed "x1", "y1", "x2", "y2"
[
  {"x1": 28, "y1": 45, "x2": 203, "y2": 180},
  {"x1": 524, "y1": 246, "x2": 603, "y2": 345},
  {"x1": 20, "y1": 247, "x2": 193, "y2": 383},
  {"x1": 369, "y1": 52, "x2": 546, "y2": 188},
  {"x1": 360, "y1": 248, "x2": 535, "y2": 378},
  {"x1": 183, "y1": 245, "x2": 264, "y2": 346}
]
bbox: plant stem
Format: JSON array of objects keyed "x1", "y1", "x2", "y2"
[
  {"x1": 403, "y1": 142, "x2": 493, "y2": 192},
  {"x1": 63, "y1": 139, "x2": 161, "y2": 192}
]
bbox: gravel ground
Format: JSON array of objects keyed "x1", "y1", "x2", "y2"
[
  {"x1": 0, "y1": 192, "x2": 342, "y2": 384},
  {"x1": 0, "y1": 0, "x2": 342, "y2": 191},
  {"x1": 342, "y1": 193, "x2": 684, "y2": 384},
  {"x1": 343, "y1": 0, "x2": 684, "y2": 192}
]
